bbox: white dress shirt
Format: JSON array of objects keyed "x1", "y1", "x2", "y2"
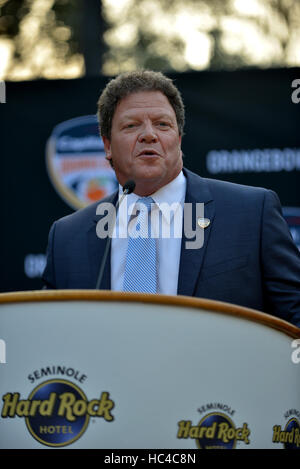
[{"x1": 111, "y1": 171, "x2": 186, "y2": 295}]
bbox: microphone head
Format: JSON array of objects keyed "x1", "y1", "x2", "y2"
[{"x1": 123, "y1": 180, "x2": 136, "y2": 194}]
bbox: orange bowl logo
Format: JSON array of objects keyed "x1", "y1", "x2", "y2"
[{"x1": 46, "y1": 115, "x2": 118, "y2": 209}]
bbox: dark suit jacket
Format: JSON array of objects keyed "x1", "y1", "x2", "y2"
[{"x1": 42, "y1": 168, "x2": 300, "y2": 326}]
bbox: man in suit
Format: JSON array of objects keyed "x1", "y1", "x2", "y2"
[{"x1": 42, "y1": 70, "x2": 300, "y2": 327}]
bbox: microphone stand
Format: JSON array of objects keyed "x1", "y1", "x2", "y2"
[{"x1": 95, "y1": 181, "x2": 135, "y2": 290}]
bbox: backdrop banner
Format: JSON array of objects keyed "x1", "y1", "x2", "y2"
[
  {"x1": 1, "y1": 292, "x2": 300, "y2": 449},
  {"x1": 1, "y1": 67, "x2": 299, "y2": 292}
]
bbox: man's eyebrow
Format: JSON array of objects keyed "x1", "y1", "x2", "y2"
[
  {"x1": 153, "y1": 114, "x2": 174, "y2": 120},
  {"x1": 120, "y1": 110, "x2": 174, "y2": 119}
]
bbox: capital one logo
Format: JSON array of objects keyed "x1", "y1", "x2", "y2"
[{"x1": 0, "y1": 81, "x2": 6, "y2": 103}]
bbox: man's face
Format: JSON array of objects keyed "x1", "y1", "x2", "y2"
[{"x1": 102, "y1": 90, "x2": 183, "y2": 195}]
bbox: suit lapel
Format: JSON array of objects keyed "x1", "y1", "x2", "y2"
[
  {"x1": 87, "y1": 191, "x2": 118, "y2": 289},
  {"x1": 177, "y1": 169, "x2": 215, "y2": 296},
  {"x1": 88, "y1": 170, "x2": 214, "y2": 294}
]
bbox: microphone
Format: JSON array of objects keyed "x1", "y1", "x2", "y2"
[
  {"x1": 122, "y1": 180, "x2": 136, "y2": 195},
  {"x1": 95, "y1": 180, "x2": 136, "y2": 289}
]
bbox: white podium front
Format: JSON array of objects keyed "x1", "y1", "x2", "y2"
[{"x1": 0, "y1": 290, "x2": 299, "y2": 449}]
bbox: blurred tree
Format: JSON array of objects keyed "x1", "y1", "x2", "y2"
[
  {"x1": 101, "y1": 0, "x2": 300, "y2": 73},
  {"x1": 0, "y1": 0, "x2": 299, "y2": 79},
  {"x1": 0, "y1": 0, "x2": 77, "y2": 78},
  {"x1": 0, "y1": 0, "x2": 106, "y2": 78}
]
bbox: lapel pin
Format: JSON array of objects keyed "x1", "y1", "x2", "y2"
[{"x1": 197, "y1": 217, "x2": 210, "y2": 229}]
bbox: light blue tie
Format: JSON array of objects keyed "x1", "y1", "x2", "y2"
[{"x1": 123, "y1": 197, "x2": 157, "y2": 293}]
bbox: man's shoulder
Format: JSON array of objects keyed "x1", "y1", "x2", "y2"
[{"x1": 184, "y1": 167, "x2": 269, "y2": 202}]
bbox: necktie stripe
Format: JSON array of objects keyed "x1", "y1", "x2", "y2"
[{"x1": 123, "y1": 197, "x2": 157, "y2": 293}]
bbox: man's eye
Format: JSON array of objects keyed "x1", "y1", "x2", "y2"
[
  {"x1": 123, "y1": 123, "x2": 137, "y2": 129},
  {"x1": 157, "y1": 122, "x2": 169, "y2": 127}
]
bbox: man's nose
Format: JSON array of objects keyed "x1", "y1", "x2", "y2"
[{"x1": 138, "y1": 123, "x2": 158, "y2": 143}]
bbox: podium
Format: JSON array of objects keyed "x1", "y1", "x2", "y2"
[{"x1": 0, "y1": 290, "x2": 300, "y2": 449}]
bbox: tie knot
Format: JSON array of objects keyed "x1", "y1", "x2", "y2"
[{"x1": 137, "y1": 197, "x2": 154, "y2": 212}]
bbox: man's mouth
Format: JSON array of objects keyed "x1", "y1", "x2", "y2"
[{"x1": 137, "y1": 150, "x2": 160, "y2": 157}]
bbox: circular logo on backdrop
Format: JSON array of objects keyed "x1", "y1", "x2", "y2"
[
  {"x1": 196, "y1": 412, "x2": 238, "y2": 449},
  {"x1": 1, "y1": 372, "x2": 115, "y2": 448},
  {"x1": 46, "y1": 115, "x2": 118, "y2": 209},
  {"x1": 177, "y1": 404, "x2": 251, "y2": 449},
  {"x1": 272, "y1": 411, "x2": 300, "y2": 449},
  {"x1": 284, "y1": 418, "x2": 300, "y2": 449},
  {"x1": 25, "y1": 379, "x2": 89, "y2": 447}
]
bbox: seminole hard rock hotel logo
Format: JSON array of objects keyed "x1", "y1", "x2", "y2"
[
  {"x1": 177, "y1": 404, "x2": 251, "y2": 449},
  {"x1": 1, "y1": 378, "x2": 115, "y2": 447}
]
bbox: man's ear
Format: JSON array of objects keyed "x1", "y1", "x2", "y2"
[
  {"x1": 102, "y1": 136, "x2": 112, "y2": 161},
  {"x1": 179, "y1": 135, "x2": 183, "y2": 158}
]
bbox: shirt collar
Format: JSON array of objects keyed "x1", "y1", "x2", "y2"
[
  {"x1": 117, "y1": 170, "x2": 186, "y2": 224},
  {"x1": 151, "y1": 170, "x2": 186, "y2": 208}
]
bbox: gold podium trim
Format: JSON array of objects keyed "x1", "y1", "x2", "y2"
[{"x1": 0, "y1": 290, "x2": 299, "y2": 339}]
